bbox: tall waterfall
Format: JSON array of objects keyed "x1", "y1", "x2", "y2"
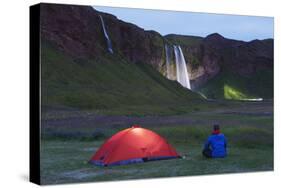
[
  {"x1": 173, "y1": 45, "x2": 191, "y2": 89},
  {"x1": 99, "y1": 15, "x2": 114, "y2": 54}
]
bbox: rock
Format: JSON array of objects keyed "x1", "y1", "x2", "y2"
[{"x1": 40, "y1": 3, "x2": 273, "y2": 90}]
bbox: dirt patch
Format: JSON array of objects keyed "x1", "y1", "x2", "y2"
[{"x1": 41, "y1": 101, "x2": 273, "y2": 130}]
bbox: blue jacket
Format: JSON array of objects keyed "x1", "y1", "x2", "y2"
[{"x1": 204, "y1": 133, "x2": 227, "y2": 158}]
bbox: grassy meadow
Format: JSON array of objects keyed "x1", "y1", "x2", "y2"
[
  {"x1": 40, "y1": 101, "x2": 273, "y2": 185},
  {"x1": 39, "y1": 38, "x2": 273, "y2": 185}
]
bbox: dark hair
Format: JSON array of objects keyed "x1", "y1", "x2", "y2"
[{"x1": 213, "y1": 124, "x2": 220, "y2": 130}]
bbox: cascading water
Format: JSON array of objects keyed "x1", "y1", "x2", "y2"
[
  {"x1": 99, "y1": 15, "x2": 114, "y2": 54},
  {"x1": 173, "y1": 45, "x2": 191, "y2": 89}
]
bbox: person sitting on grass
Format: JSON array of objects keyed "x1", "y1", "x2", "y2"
[{"x1": 202, "y1": 124, "x2": 227, "y2": 158}]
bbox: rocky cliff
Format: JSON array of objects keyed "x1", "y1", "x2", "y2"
[
  {"x1": 40, "y1": 3, "x2": 273, "y2": 99},
  {"x1": 165, "y1": 33, "x2": 273, "y2": 89},
  {"x1": 41, "y1": 3, "x2": 166, "y2": 72}
]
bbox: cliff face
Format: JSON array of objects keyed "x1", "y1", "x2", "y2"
[
  {"x1": 41, "y1": 4, "x2": 103, "y2": 58},
  {"x1": 40, "y1": 3, "x2": 273, "y2": 99},
  {"x1": 165, "y1": 33, "x2": 273, "y2": 89},
  {"x1": 39, "y1": 3, "x2": 204, "y2": 113},
  {"x1": 40, "y1": 3, "x2": 166, "y2": 72}
]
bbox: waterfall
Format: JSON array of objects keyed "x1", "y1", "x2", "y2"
[
  {"x1": 173, "y1": 45, "x2": 191, "y2": 89},
  {"x1": 99, "y1": 15, "x2": 113, "y2": 54}
]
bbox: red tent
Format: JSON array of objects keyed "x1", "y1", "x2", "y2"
[{"x1": 89, "y1": 125, "x2": 180, "y2": 166}]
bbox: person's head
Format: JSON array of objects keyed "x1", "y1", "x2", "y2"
[
  {"x1": 212, "y1": 124, "x2": 221, "y2": 134},
  {"x1": 213, "y1": 124, "x2": 220, "y2": 131}
]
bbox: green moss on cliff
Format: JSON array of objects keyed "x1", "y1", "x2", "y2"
[
  {"x1": 165, "y1": 34, "x2": 203, "y2": 47},
  {"x1": 190, "y1": 56, "x2": 200, "y2": 68},
  {"x1": 197, "y1": 70, "x2": 273, "y2": 100}
]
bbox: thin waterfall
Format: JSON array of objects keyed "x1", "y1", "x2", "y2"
[
  {"x1": 99, "y1": 15, "x2": 113, "y2": 54},
  {"x1": 173, "y1": 45, "x2": 191, "y2": 89},
  {"x1": 178, "y1": 46, "x2": 191, "y2": 89}
]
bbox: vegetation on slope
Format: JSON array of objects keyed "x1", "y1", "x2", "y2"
[
  {"x1": 41, "y1": 40, "x2": 206, "y2": 115},
  {"x1": 165, "y1": 34, "x2": 203, "y2": 47},
  {"x1": 197, "y1": 69, "x2": 273, "y2": 100}
]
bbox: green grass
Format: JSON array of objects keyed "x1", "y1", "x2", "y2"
[
  {"x1": 40, "y1": 36, "x2": 273, "y2": 185},
  {"x1": 41, "y1": 40, "x2": 208, "y2": 116},
  {"x1": 42, "y1": 119, "x2": 273, "y2": 146},
  {"x1": 40, "y1": 106, "x2": 273, "y2": 184},
  {"x1": 41, "y1": 139, "x2": 272, "y2": 185},
  {"x1": 197, "y1": 70, "x2": 273, "y2": 100}
]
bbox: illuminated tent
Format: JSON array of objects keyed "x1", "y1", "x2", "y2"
[{"x1": 89, "y1": 125, "x2": 180, "y2": 166}]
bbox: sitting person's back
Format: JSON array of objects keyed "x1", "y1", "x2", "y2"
[{"x1": 203, "y1": 124, "x2": 227, "y2": 158}]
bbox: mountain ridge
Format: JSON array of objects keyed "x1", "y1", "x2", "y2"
[{"x1": 40, "y1": 3, "x2": 273, "y2": 100}]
